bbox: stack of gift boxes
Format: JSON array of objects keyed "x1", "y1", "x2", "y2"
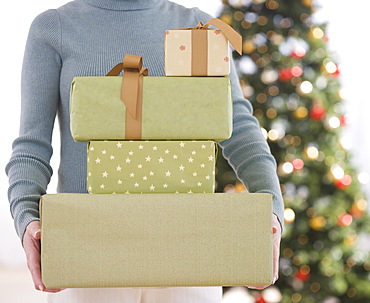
[
  {"x1": 40, "y1": 19, "x2": 274, "y2": 289},
  {"x1": 74, "y1": 18, "x2": 242, "y2": 195}
]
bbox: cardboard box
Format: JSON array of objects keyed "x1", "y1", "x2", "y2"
[
  {"x1": 164, "y1": 28, "x2": 230, "y2": 76},
  {"x1": 70, "y1": 77, "x2": 232, "y2": 142},
  {"x1": 40, "y1": 193, "x2": 273, "y2": 288},
  {"x1": 87, "y1": 141, "x2": 216, "y2": 194}
]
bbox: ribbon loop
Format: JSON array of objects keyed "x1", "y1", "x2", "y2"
[
  {"x1": 122, "y1": 54, "x2": 148, "y2": 139},
  {"x1": 121, "y1": 54, "x2": 148, "y2": 120},
  {"x1": 122, "y1": 54, "x2": 143, "y2": 72},
  {"x1": 205, "y1": 18, "x2": 242, "y2": 55},
  {"x1": 105, "y1": 54, "x2": 147, "y2": 140}
]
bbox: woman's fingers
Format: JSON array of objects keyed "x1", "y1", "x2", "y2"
[
  {"x1": 247, "y1": 214, "x2": 282, "y2": 290},
  {"x1": 23, "y1": 221, "x2": 64, "y2": 293}
]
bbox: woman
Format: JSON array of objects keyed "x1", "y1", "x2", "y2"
[{"x1": 6, "y1": 0, "x2": 283, "y2": 302}]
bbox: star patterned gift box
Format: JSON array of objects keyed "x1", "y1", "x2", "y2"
[{"x1": 87, "y1": 141, "x2": 216, "y2": 194}]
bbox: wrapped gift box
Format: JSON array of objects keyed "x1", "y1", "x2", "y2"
[
  {"x1": 87, "y1": 140, "x2": 216, "y2": 194},
  {"x1": 165, "y1": 28, "x2": 230, "y2": 76},
  {"x1": 164, "y1": 19, "x2": 242, "y2": 76},
  {"x1": 70, "y1": 76, "x2": 232, "y2": 142},
  {"x1": 40, "y1": 193, "x2": 273, "y2": 288}
]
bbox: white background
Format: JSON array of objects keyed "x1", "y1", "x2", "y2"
[{"x1": 1, "y1": 0, "x2": 369, "y2": 301}]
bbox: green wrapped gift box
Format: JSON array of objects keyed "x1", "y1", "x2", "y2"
[
  {"x1": 87, "y1": 140, "x2": 216, "y2": 194},
  {"x1": 70, "y1": 76, "x2": 232, "y2": 142},
  {"x1": 40, "y1": 193, "x2": 273, "y2": 288}
]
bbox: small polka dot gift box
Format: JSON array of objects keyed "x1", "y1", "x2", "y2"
[
  {"x1": 87, "y1": 140, "x2": 216, "y2": 194},
  {"x1": 164, "y1": 18, "x2": 242, "y2": 76}
]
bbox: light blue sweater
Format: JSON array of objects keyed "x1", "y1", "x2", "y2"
[{"x1": 6, "y1": 0, "x2": 284, "y2": 241}]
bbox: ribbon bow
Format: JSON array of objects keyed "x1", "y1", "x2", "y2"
[
  {"x1": 121, "y1": 55, "x2": 148, "y2": 120},
  {"x1": 194, "y1": 22, "x2": 207, "y2": 30},
  {"x1": 179, "y1": 18, "x2": 242, "y2": 55},
  {"x1": 202, "y1": 18, "x2": 242, "y2": 55},
  {"x1": 106, "y1": 54, "x2": 148, "y2": 139}
]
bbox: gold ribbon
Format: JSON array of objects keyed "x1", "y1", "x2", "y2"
[
  {"x1": 106, "y1": 54, "x2": 148, "y2": 139},
  {"x1": 172, "y1": 18, "x2": 242, "y2": 76},
  {"x1": 194, "y1": 18, "x2": 242, "y2": 55}
]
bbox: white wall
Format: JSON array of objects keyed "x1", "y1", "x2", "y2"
[{"x1": 0, "y1": 0, "x2": 222, "y2": 269}]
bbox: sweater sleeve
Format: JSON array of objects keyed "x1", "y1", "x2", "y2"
[
  {"x1": 5, "y1": 9, "x2": 62, "y2": 241},
  {"x1": 221, "y1": 61, "x2": 285, "y2": 229},
  {"x1": 192, "y1": 8, "x2": 285, "y2": 229}
]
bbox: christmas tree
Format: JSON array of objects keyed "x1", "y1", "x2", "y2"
[{"x1": 216, "y1": 0, "x2": 370, "y2": 302}]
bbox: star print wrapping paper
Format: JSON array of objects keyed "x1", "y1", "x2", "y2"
[
  {"x1": 70, "y1": 76, "x2": 232, "y2": 142},
  {"x1": 40, "y1": 193, "x2": 273, "y2": 288},
  {"x1": 164, "y1": 28, "x2": 230, "y2": 76},
  {"x1": 87, "y1": 141, "x2": 216, "y2": 194}
]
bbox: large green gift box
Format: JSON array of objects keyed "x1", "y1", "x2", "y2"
[
  {"x1": 87, "y1": 140, "x2": 216, "y2": 194},
  {"x1": 40, "y1": 193, "x2": 273, "y2": 288},
  {"x1": 70, "y1": 76, "x2": 232, "y2": 141}
]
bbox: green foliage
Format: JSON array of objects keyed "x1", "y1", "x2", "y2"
[{"x1": 217, "y1": 0, "x2": 370, "y2": 301}]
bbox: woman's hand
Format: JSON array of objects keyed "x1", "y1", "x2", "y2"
[
  {"x1": 247, "y1": 214, "x2": 282, "y2": 290},
  {"x1": 23, "y1": 221, "x2": 64, "y2": 293}
]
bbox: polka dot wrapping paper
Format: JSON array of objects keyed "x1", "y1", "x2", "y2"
[{"x1": 164, "y1": 28, "x2": 231, "y2": 76}]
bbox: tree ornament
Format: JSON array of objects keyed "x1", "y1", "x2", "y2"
[{"x1": 310, "y1": 104, "x2": 326, "y2": 121}]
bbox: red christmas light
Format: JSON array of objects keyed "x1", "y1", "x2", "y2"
[
  {"x1": 292, "y1": 158, "x2": 304, "y2": 170},
  {"x1": 337, "y1": 213, "x2": 353, "y2": 227},
  {"x1": 295, "y1": 268, "x2": 310, "y2": 282},
  {"x1": 331, "y1": 66, "x2": 340, "y2": 76},
  {"x1": 290, "y1": 47, "x2": 306, "y2": 58},
  {"x1": 350, "y1": 204, "x2": 364, "y2": 219},
  {"x1": 340, "y1": 114, "x2": 348, "y2": 126},
  {"x1": 291, "y1": 66, "x2": 303, "y2": 77},
  {"x1": 310, "y1": 104, "x2": 326, "y2": 121},
  {"x1": 279, "y1": 67, "x2": 293, "y2": 82},
  {"x1": 255, "y1": 294, "x2": 266, "y2": 303},
  {"x1": 334, "y1": 174, "x2": 352, "y2": 190}
]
